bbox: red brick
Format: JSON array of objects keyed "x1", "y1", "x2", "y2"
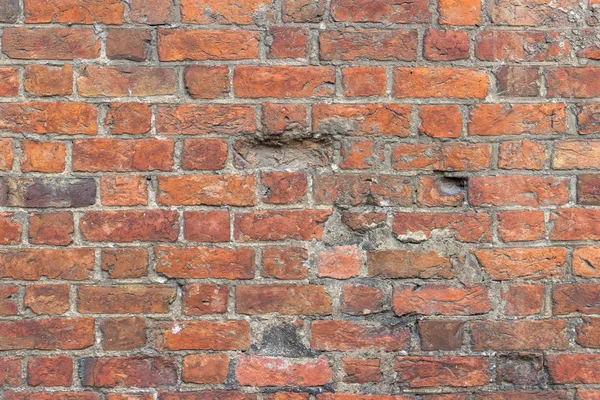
[
  {"x1": 495, "y1": 67, "x2": 541, "y2": 97},
  {"x1": 80, "y1": 357, "x2": 177, "y2": 388},
  {"x1": 0, "y1": 249, "x2": 94, "y2": 280},
  {"x1": 236, "y1": 285, "x2": 332, "y2": 315},
  {"x1": 495, "y1": 355, "x2": 547, "y2": 387},
  {"x1": 74, "y1": 139, "x2": 173, "y2": 172},
  {"x1": 261, "y1": 103, "x2": 307, "y2": 135},
  {"x1": 489, "y1": 0, "x2": 578, "y2": 26},
  {"x1": 3, "y1": 28, "x2": 100, "y2": 60},
  {"x1": 5, "y1": 394, "x2": 99, "y2": 400},
  {"x1": 159, "y1": 393, "x2": 255, "y2": 400},
  {"x1": 185, "y1": 66, "x2": 230, "y2": 99},
  {"x1": 439, "y1": 0, "x2": 481, "y2": 25},
  {"x1": 340, "y1": 140, "x2": 384, "y2": 169},
  {"x1": 343, "y1": 359, "x2": 380, "y2": 383},
  {"x1": 341, "y1": 67, "x2": 387, "y2": 97},
  {"x1": 234, "y1": 66, "x2": 335, "y2": 98},
  {"x1": 578, "y1": 391, "x2": 600, "y2": 400},
  {"x1": 159, "y1": 30, "x2": 260, "y2": 61},
  {"x1": 320, "y1": 30, "x2": 417, "y2": 61},
  {"x1": 28, "y1": 356, "x2": 73, "y2": 387},
  {"x1": 395, "y1": 357, "x2": 489, "y2": 387},
  {"x1": 78, "y1": 285, "x2": 175, "y2": 314},
  {"x1": 579, "y1": 174, "x2": 600, "y2": 205},
  {"x1": 29, "y1": 212, "x2": 73, "y2": 246},
  {"x1": 317, "y1": 246, "x2": 361, "y2": 279},
  {"x1": 24, "y1": 284, "x2": 70, "y2": 315},
  {"x1": 80, "y1": 211, "x2": 179, "y2": 242},
  {"x1": 392, "y1": 143, "x2": 491, "y2": 171},
  {"x1": 311, "y1": 320, "x2": 409, "y2": 351},
  {"x1": 184, "y1": 211, "x2": 230, "y2": 243},
  {"x1": 0, "y1": 102, "x2": 97, "y2": 135},
  {"x1": 24, "y1": 65, "x2": 71, "y2": 96},
  {"x1": 100, "y1": 317, "x2": 146, "y2": 350},
  {"x1": 417, "y1": 176, "x2": 465, "y2": 207},
  {"x1": 577, "y1": 317, "x2": 600, "y2": 348},
  {"x1": 341, "y1": 284, "x2": 384, "y2": 315},
  {"x1": 235, "y1": 210, "x2": 331, "y2": 241},
  {"x1": 393, "y1": 68, "x2": 489, "y2": 99},
  {"x1": 548, "y1": 68, "x2": 600, "y2": 98},
  {"x1": 157, "y1": 105, "x2": 256, "y2": 135},
  {"x1": 236, "y1": 356, "x2": 332, "y2": 387},
  {"x1": 130, "y1": 0, "x2": 176, "y2": 24},
  {"x1": 419, "y1": 320, "x2": 464, "y2": 351},
  {"x1": 424, "y1": 29, "x2": 470, "y2": 61},
  {"x1": 368, "y1": 250, "x2": 453, "y2": 279},
  {"x1": 269, "y1": 27, "x2": 308, "y2": 59},
  {"x1": 469, "y1": 104, "x2": 566, "y2": 135},
  {"x1": 0, "y1": 139, "x2": 13, "y2": 171},
  {"x1": 393, "y1": 284, "x2": 492, "y2": 316},
  {"x1": 550, "y1": 209, "x2": 600, "y2": 240},
  {"x1": 497, "y1": 211, "x2": 545, "y2": 242},
  {"x1": 77, "y1": 66, "x2": 175, "y2": 97},
  {"x1": 105, "y1": 103, "x2": 152, "y2": 135},
  {"x1": 183, "y1": 354, "x2": 228, "y2": 384},
  {"x1": 0, "y1": 358, "x2": 20, "y2": 386},
  {"x1": 101, "y1": 175, "x2": 148, "y2": 206},
  {"x1": 313, "y1": 104, "x2": 411, "y2": 137},
  {"x1": 393, "y1": 212, "x2": 492, "y2": 243},
  {"x1": 476, "y1": 31, "x2": 569, "y2": 62},
  {"x1": 554, "y1": 284, "x2": 600, "y2": 314},
  {"x1": 573, "y1": 247, "x2": 600, "y2": 278},
  {"x1": 107, "y1": 395, "x2": 153, "y2": 400},
  {"x1": 419, "y1": 105, "x2": 463, "y2": 138},
  {"x1": 502, "y1": 285, "x2": 544, "y2": 316},
  {"x1": 283, "y1": 0, "x2": 325, "y2": 21},
  {"x1": 157, "y1": 175, "x2": 256, "y2": 206},
  {"x1": 261, "y1": 171, "x2": 307, "y2": 204},
  {"x1": 101, "y1": 248, "x2": 148, "y2": 279},
  {"x1": 331, "y1": 0, "x2": 430, "y2": 23},
  {"x1": 0, "y1": 286, "x2": 18, "y2": 316},
  {"x1": 547, "y1": 354, "x2": 600, "y2": 383},
  {"x1": 160, "y1": 320, "x2": 250, "y2": 351},
  {"x1": 472, "y1": 320, "x2": 568, "y2": 351},
  {"x1": 0, "y1": 213, "x2": 21, "y2": 245},
  {"x1": 578, "y1": 104, "x2": 600, "y2": 134},
  {"x1": 155, "y1": 246, "x2": 255, "y2": 279},
  {"x1": 498, "y1": 140, "x2": 546, "y2": 170},
  {"x1": 21, "y1": 141, "x2": 66, "y2": 173},
  {"x1": 0, "y1": 318, "x2": 94, "y2": 350},
  {"x1": 468, "y1": 176, "x2": 568, "y2": 207},
  {"x1": 0, "y1": 68, "x2": 18, "y2": 97},
  {"x1": 319, "y1": 396, "x2": 412, "y2": 400},
  {"x1": 182, "y1": 139, "x2": 228, "y2": 171},
  {"x1": 183, "y1": 284, "x2": 229, "y2": 316},
  {"x1": 342, "y1": 212, "x2": 386, "y2": 232},
  {"x1": 25, "y1": 0, "x2": 123, "y2": 24},
  {"x1": 262, "y1": 246, "x2": 309, "y2": 280},
  {"x1": 315, "y1": 174, "x2": 412, "y2": 207},
  {"x1": 473, "y1": 248, "x2": 566, "y2": 280},
  {"x1": 106, "y1": 29, "x2": 151, "y2": 61},
  {"x1": 181, "y1": 0, "x2": 273, "y2": 24}
]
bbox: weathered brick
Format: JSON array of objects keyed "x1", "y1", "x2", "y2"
[
  {"x1": 341, "y1": 284, "x2": 384, "y2": 316},
  {"x1": 105, "y1": 103, "x2": 152, "y2": 135},
  {"x1": 185, "y1": 66, "x2": 230, "y2": 99},
  {"x1": 0, "y1": 358, "x2": 21, "y2": 386},
  {"x1": 472, "y1": 320, "x2": 568, "y2": 350},
  {"x1": 0, "y1": 102, "x2": 97, "y2": 135},
  {"x1": 0, "y1": 139, "x2": 13, "y2": 171},
  {"x1": 234, "y1": 66, "x2": 335, "y2": 98},
  {"x1": 393, "y1": 68, "x2": 489, "y2": 99},
  {"x1": 74, "y1": 139, "x2": 173, "y2": 172},
  {"x1": 29, "y1": 212, "x2": 73, "y2": 246},
  {"x1": 550, "y1": 209, "x2": 600, "y2": 240},
  {"x1": 236, "y1": 285, "x2": 332, "y2": 315},
  {"x1": 183, "y1": 284, "x2": 229, "y2": 316},
  {"x1": 553, "y1": 284, "x2": 600, "y2": 314},
  {"x1": 495, "y1": 67, "x2": 541, "y2": 97},
  {"x1": 0, "y1": 213, "x2": 21, "y2": 245},
  {"x1": 317, "y1": 246, "x2": 361, "y2": 279},
  {"x1": 473, "y1": 248, "x2": 566, "y2": 280},
  {"x1": 498, "y1": 140, "x2": 546, "y2": 170},
  {"x1": 573, "y1": 247, "x2": 600, "y2": 278},
  {"x1": 80, "y1": 211, "x2": 179, "y2": 242},
  {"x1": 269, "y1": 27, "x2": 309, "y2": 59},
  {"x1": 24, "y1": 0, "x2": 124, "y2": 24},
  {"x1": 0, "y1": 0, "x2": 19, "y2": 22},
  {"x1": 419, "y1": 320, "x2": 464, "y2": 351},
  {"x1": 181, "y1": 0, "x2": 273, "y2": 24},
  {"x1": 236, "y1": 356, "x2": 332, "y2": 387},
  {"x1": 5, "y1": 394, "x2": 100, "y2": 400},
  {"x1": 130, "y1": 0, "x2": 176, "y2": 24},
  {"x1": 392, "y1": 143, "x2": 492, "y2": 171},
  {"x1": 262, "y1": 246, "x2": 308, "y2": 280},
  {"x1": 157, "y1": 105, "x2": 256, "y2": 135},
  {"x1": 159, "y1": 30, "x2": 260, "y2": 61},
  {"x1": 419, "y1": 105, "x2": 463, "y2": 138},
  {"x1": 469, "y1": 104, "x2": 566, "y2": 135},
  {"x1": 183, "y1": 354, "x2": 229, "y2": 384},
  {"x1": 476, "y1": 31, "x2": 569, "y2": 62},
  {"x1": 393, "y1": 212, "x2": 492, "y2": 243},
  {"x1": 261, "y1": 103, "x2": 307, "y2": 135},
  {"x1": 577, "y1": 317, "x2": 600, "y2": 348},
  {"x1": 182, "y1": 139, "x2": 228, "y2": 171},
  {"x1": 368, "y1": 250, "x2": 453, "y2": 279},
  {"x1": 548, "y1": 68, "x2": 600, "y2": 98},
  {"x1": 78, "y1": 285, "x2": 176, "y2": 314},
  {"x1": 489, "y1": 0, "x2": 579, "y2": 26},
  {"x1": 417, "y1": 176, "x2": 465, "y2": 207},
  {"x1": 547, "y1": 354, "x2": 600, "y2": 383},
  {"x1": 28, "y1": 356, "x2": 73, "y2": 387},
  {"x1": 497, "y1": 211, "x2": 545, "y2": 242},
  {"x1": 24, "y1": 284, "x2": 70, "y2": 315},
  {"x1": 0, "y1": 249, "x2": 93, "y2": 280},
  {"x1": 80, "y1": 357, "x2": 177, "y2": 388},
  {"x1": 101, "y1": 175, "x2": 148, "y2": 206},
  {"x1": 3, "y1": 28, "x2": 100, "y2": 59},
  {"x1": 77, "y1": 66, "x2": 175, "y2": 97},
  {"x1": 159, "y1": 320, "x2": 250, "y2": 351},
  {"x1": 0, "y1": 286, "x2": 18, "y2": 316},
  {"x1": 261, "y1": 171, "x2": 307, "y2": 204},
  {"x1": 155, "y1": 246, "x2": 255, "y2": 279},
  {"x1": 343, "y1": 359, "x2": 380, "y2": 383},
  {"x1": 235, "y1": 210, "x2": 331, "y2": 241},
  {"x1": 331, "y1": 0, "x2": 430, "y2": 23},
  {"x1": 313, "y1": 104, "x2": 411, "y2": 137},
  {"x1": 314, "y1": 174, "x2": 412, "y2": 206},
  {"x1": 158, "y1": 175, "x2": 256, "y2": 206},
  {"x1": 439, "y1": 0, "x2": 481, "y2": 25},
  {"x1": 25, "y1": 65, "x2": 73, "y2": 96},
  {"x1": 395, "y1": 357, "x2": 490, "y2": 387},
  {"x1": 106, "y1": 29, "x2": 151, "y2": 61},
  {"x1": 21, "y1": 142, "x2": 66, "y2": 173},
  {"x1": 341, "y1": 67, "x2": 387, "y2": 97},
  {"x1": 340, "y1": 140, "x2": 384, "y2": 169},
  {"x1": 101, "y1": 248, "x2": 148, "y2": 279},
  {"x1": 468, "y1": 176, "x2": 568, "y2": 207},
  {"x1": 320, "y1": 30, "x2": 417, "y2": 61},
  {"x1": 0, "y1": 318, "x2": 94, "y2": 350},
  {"x1": 184, "y1": 211, "x2": 230, "y2": 243},
  {"x1": 100, "y1": 317, "x2": 146, "y2": 350},
  {"x1": 393, "y1": 284, "x2": 492, "y2": 316},
  {"x1": 283, "y1": 0, "x2": 325, "y2": 21},
  {"x1": 311, "y1": 320, "x2": 410, "y2": 351}
]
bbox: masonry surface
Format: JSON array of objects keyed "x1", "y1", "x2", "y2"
[{"x1": 0, "y1": 0, "x2": 600, "y2": 398}]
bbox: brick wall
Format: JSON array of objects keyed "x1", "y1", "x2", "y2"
[{"x1": 0, "y1": 0, "x2": 598, "y2": 398}]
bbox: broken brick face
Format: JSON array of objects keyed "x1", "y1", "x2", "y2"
[{"x1": 0, "y1": 0, "x2": 595, "y2": 397}]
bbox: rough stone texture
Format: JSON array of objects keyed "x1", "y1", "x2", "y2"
[{"x1": 0, "y1": 0, "x2": 596, "y2": 398}]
